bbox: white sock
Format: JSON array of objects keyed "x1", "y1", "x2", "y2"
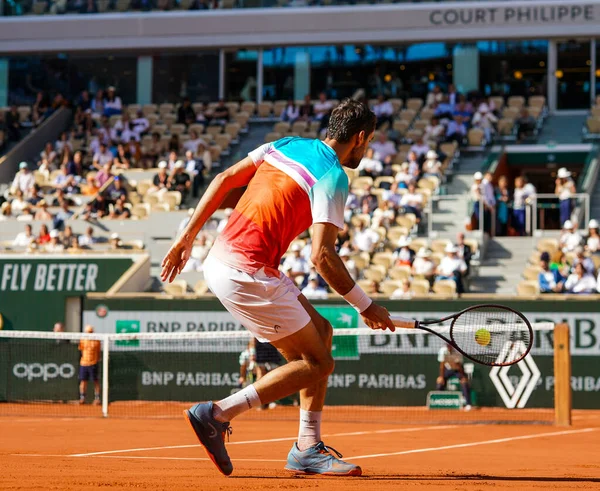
[
  {"x1": 213, "y1": 385, "x2": 261, "y2": 423},
  {"x1": 297, "y1": 409, "x2": 322, "y2": 451}
]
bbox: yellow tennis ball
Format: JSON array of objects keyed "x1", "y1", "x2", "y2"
[{"x1": 475, "y1": 328, "x2": 491, "y2": 347}]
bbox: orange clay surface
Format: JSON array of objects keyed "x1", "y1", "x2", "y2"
[{"x1": 1, "y1": 410, "x2": 600, "y2": 491}]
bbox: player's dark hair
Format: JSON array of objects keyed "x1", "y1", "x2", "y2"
[{"x1": 327, "y1": 99, "x2": 376, "y2": 144}]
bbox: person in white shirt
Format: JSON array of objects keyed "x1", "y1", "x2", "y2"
[
  {"x1": 372, "y1": 95, "x2": 394, "y2": 129},
  {"x1": 313, "y1": 92, "x2": 333, "y2": 121},
  {"x1": 403, "y1": 152, "x2": 420, "y2": 178},
  {"x1": 103, "y1": 86, "x2": 122, "y2": 116},
  {"x1": 559, "y1": 220, "x2": 582, "y2": 252},
  {"x1": 586, "y1": 219, "x2": 600, "y2": 253},
  {"x1": 183, "y1": 130, "x2": 207, "y2": 154},
  {"x1": 280, "y1": 100, "x2": 300, "y2": 123},
  {"x1": 512, "y1": 176, "x2": 535, "y2": 236},
  {"x1": 131, "y1": 110, "x2": 150, "y2": 136},
  {"x1": 11, "y1": 162, "x2": 35, "y2": 195},
  {"x1": 392, "y1": 237, "x2": 414, "y2": 266},
  {"x1": 45, "y1": 229, "x2": 65, "y2": 253},
  {"x1": 409, "y1": 137, "x2": 430, "y2": 162},
  {"x1": 183, "y1": 233, "x2": 212, "y2": 272},
  {"x1": 471, "y1": 103, "x2": 498, "y2": 142},
  {"x1": 564, "y1": 263, "x2": 596, "y2": 294},
  {"x1": 338, "y1": 247, "x2": 358, "y2": 280},
  {"x1": 78, "y1": 226, "x2": 96, "y2": 248},
  {"x1": 394, "y1": 162, "x2": 413, "y2": 190},
  {"x1": 422, "y1": 150, "x2": 442, "y2": 180},
  {"x1": 383, "y1": 181, "x2": 404, "y2": 209},
  {"x1": 371, "y1": 200, "x2": 395, "y2": 228},
  {"x1": 111, "y1": 113, "x2": 138, "y2": 143},
  {"x1": 412, "y1": 248, "x2": 435, "y2": 284},
  {"x1": 358, "y1": 148, "x2": 383, "y2": 177},
  {"x1": 282, "y1": 243, "x2": 310, "y2": 281},
  {"x1": 555, "y1": 167, "x2": 576, "y2": 226},
  {"x1": 217, "y1": 208, "x2": 233, "y2": 234},
  {"x1": 370, "y1": 133, "x2": 397, "y2": 164},
  {"x1": 436, "y1": 244, "x2": 467, "y2": 293},
  {"x1": 352, "y1": 222, "x2": 379, "y2": 253},
  {"x1": 391, "y1": 279, "x2": 412, "y2": 299},
  {"x1": 55, "y1": 132, "x2": 73, "y2": 156},
  {"x1": 425, "y1": 85, "x2": 443, "y2": 108},
  {"x1": 13, "y1": 224, "x2": 35, "y2": 247},
  {"x1": 473, "y1": 171, "x2": 495, "y2": 235},
  {"x1": 93, "y1": 143, "x2": 114, "y2": 170},
  {"x1": 423, "y1": 117, "x2": 446, "y2": 147},
  {"x1": 399, "y1": 181, "x2": 423, "y2": 220},
  {"x1": 10, "y1": 189, "x2": 28, "y2": 215},
  {"x1": 301, "y1": 276, "x2": 329, "y2": 299}
]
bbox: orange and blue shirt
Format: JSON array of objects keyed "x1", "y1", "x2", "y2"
[{"x1": 211, "y1": 137, "x2": 348, "y2": 276}]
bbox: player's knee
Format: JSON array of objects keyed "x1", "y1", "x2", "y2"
[
  {"x1": 319, "y1": 319, "x2": 333, "y2": 346},
  {"x1": 319, "y1": 353, "x2": 335, "y2": 378}
]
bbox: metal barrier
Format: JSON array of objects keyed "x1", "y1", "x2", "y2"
[
  {"x1": 530, "y1": 193, "x2": 590, "y2": 236},
  {"x1": 426, "y1": 194, "x2": 484, "y2": 239}
]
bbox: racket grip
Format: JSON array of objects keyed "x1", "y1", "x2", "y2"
[{"x1": 390, "y1": 315, "x2": 417, "y2": 329}]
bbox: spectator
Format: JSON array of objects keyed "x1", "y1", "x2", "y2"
[
  {"x1": 399, "y1": 181, "x2": 423, "y2": 221},
  {"x1": 0, "y1": 202, "x2": 11, "y2": 221},
  {"x1": 211, "y1": 99, "x2": 230, "y2": 125},
  {"x1": 217, "y1": 208, "x2": 232, "y2": 233},
  {"x1": 338, "y1": 247, "x2": 357, "y2": 280},
  {"x1": 46, "y1": 229, "x2": 65, "y2": 252},
  {"x1": 455, "y1": 232, "x2": 473, "y2": 275},
  {"x1": 177, "y1": 97, "x2": 196, "y2": 125},
  {"x1": 109, "y1": 233, "x2": 122, "y2": 250},
  {"x1": 132, "y1": 109, "x2": 150, "y2": 136},
  {"x1": 55, "y1": 132, "x2": 72, "y2": 156},
  {"x1": 10, "y1": 189, "x2": 28, "y2": 215},
  {"x1": 394, "y1": 162, "x2": 413, "y2": 190},
  {"x1": 364, "y1": 280, "x2": 381, "y2": 295},
  {"x1": 27, "y1": 183, "x2": 43, "y2": 205},
  {"x1": 393, "y1": 237, "x2": 414, "y2": 267},
  {"x1": 586, "y1": 219, "x2": 600, "y2": 253},
  {"x1": 301, "y1": 275, "x2": 328, "y2": 299},
  {"x1": 185, "y1": 150, "x2": 205, "y2": 198},
  {"x1": 34, "y1": 200, "x2": 53, "y2": 221},
  {"x1": 372, "y1": 95, "x2": 394, "y2": 129},
  {"x1": 572, "y1": 246, "x2": 595, "y2": 275},
  {"x1": 93, "y1": 143, "x2": 114, "y2": 170},
  {"x1": 5, "y1": 105, "x2": 21, "y2": 141},
  {"x1": 512, "y1": 176, "x2": 534, "y2": 236},
  {"x1": 280, "y1": 99, "x2": 300, "y2": 123},
  {"x1": 423, "y1": 117, "x2": 446, "y2": 147},
  {"x1": 183, "y1": 129, "x2": 206, "y2": 154},
  {"x1": 103, "y1": 86, "x2": 122, "y2": 117},
  {"x1": 352, "y1": 221, "x2": 379, "y2": 253},
  {"x1": 453, "y1": 100, "x2": 473, "y2": 124},
  {"x1": 550, "y1": 251, "x2": 570, "y2": 279},
  {"x1": 38, "y1": 224, "x2": 51, "y2": 245},
  {"x1": 190, "y1": 233, "x2": 212, "y2": 266},
  {"x1": 68, "y1": 235, "x2": 83, "y2": 252},
  {"x1": 168, "y1": 160, "x2": 191, "y2": 201},
  {"x1": 446, "y1": 115, "x2": 467, "y2": 145},
  {"x1": 149, "y1": 161, "x2": 170, "y2": 195},
  {"x1": 472, "y1": 103, "x2": 498, "y2": 142},
  {"x1": 411, "y1": 248, "x2": 435, "y2": 284},
  {"x1": 113, "y1": 143, "x2": 132, "y2": 170},
  {"x1": 54, "y1": 200, "x2": 74, "y2": 227},
  {"x1": 53, "y1": 165, "x2": 70, "y2": 189},
  {"x1": 109, "y1": 201, "x2": 131, "y2": 220},
  {"x1": 78, "y1": 325, "x2": 101, "y2": 405},
  {"x1": 357, "y1": 148, "x2": 383, "y2": 178},
  {"x1": 197, "y1": 141, "x2": 212, "y2": 175},
  {"x1": 105, "y1": 176, "x2": 127, "y2": 205},
  {"x1": 11, "y1": 162, "x2": 35, "y2": 195},
  {"x1": 87, "y1": 194, "x2": 109, "y2": 219},
  {"x1": 67, "y1": 151, "x2": 83, "y2": 176},
  {"x1": 516, "y1": 108, "x2": 536, "y2": 143},
  {"x1": 13, "y1": 224, "x2": 35, "y2": 247},
  {"x1": 78, "y1": 226, "x2": 97, "y2": 248},
  {"x1": 391, "y1": 278, "x2": 413, "y2": 299},
  {"x1": 555, "y1": 167, "x2": 576, "y2": 226},
  {"x1": 409, "y1": 137, "x2": 430, "y2": 163},
  {"x1": 436, "y1": 244, "x2": 467, "y2": 294},
  {"x1": 472, "y1": 172, "x2": 495, "y2": 234},
  {"x1": 371, "y1": 200, "x2": 395, "y2": 228},
  {"x1": 95, "y1": 162, "x2": 113, "y2": 188},
  {"x1": 436, "y1": 343, "x2": 472, "y2": 410},
  {"x1": 370, "y1": 132, "x2": 397, "y2": 163},
  {"x1": 495, "y1": 175, "x2": 510, "y2": 236},
  {"x1": 61, "y1": 225, "x2": 75, "y2": 248},
  {"x1": 168, "y1": 134, "x2": 181, "y2": 154},
  {"x1": 564, "y1": 263, "x2": 596, "y2": 294},
  {"x1": 426, "y1": 85, "x2": 443, "y2": 108},
  {"x1": 298, "y1": 95, "x2": 314, "y2": 121},
  {"x1": 313, "y1": 92, "x2": 333, "y2": 121},
  {"x1": 195, "y1": 102, "x2": 211, "y2": 126},
  {"x1": 539, "y1": 251, "x2": 564, "y2": 293},
  {"x1": 559, "y1": 220, "x2": 582, "y2": 252},
  {"x1": 82, "y1": 174, "x2": 100, "y2": 196},
  {"x1": 111, "y1": 113, "x2": 138, "y2": 143},
  {"x1": 422, "y1": 150, "x2": 442, "y2": 179}
]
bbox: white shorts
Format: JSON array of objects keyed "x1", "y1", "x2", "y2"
[{"x1": 203, "y1": 254, "x2": 311, "y2": 343}]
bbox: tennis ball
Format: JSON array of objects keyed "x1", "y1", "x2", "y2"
[{"x1": 475, "y1": 328, "x2": 491, "y2": 347}]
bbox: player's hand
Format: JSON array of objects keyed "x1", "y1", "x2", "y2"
[
  {"x1": 161, "y1": 238, "x2": 192, "y2": 283},
  {"x1": 436, "y1": 376, "x2": 444, "y2": 385},
  {"x1": 361, "y1": 302, "x2": 395, "y2": 332}
]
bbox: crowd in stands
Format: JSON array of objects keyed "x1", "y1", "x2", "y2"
[{"x1": 519, "y1": 219, "x2": 600, "y2": 295}]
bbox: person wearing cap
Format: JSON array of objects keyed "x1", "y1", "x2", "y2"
[
  {"x1": 103, "y1": 86, "x2": 122, "y2": 117},
  {"x1": 338, "y1": 247, "x2": 357, "y2": 280},
  {"x1": 586, "y1": 219, "x2": 600, "y2": 254},
  {"x1": 34, "y1": 199, "x2": 53, "y2": 221},
  {"x1": 399, "y1": 181, "x2": 423, "y2": 221},
  {"x1": 301, "y1": 275, "x2": 329, "y2": 300},
  {"x1": 109, "y1": 233, "x2": 122, "y2": 250},
  {"x1": 559, "y1": 220, "x2": 582, "y2": 253},
  {"x1": 555, "y1": 167, "x2": 576, "y2": 226},
  {"x1": 564, "y1": 262, "x2": 597, "y2": 294},
  {"x1": 282, "y1": 243, "x2": 310, "y2": 282},
  {"x1": 412, "y1": 248, "x2": 435, "y2": 284},
  {"x1": 512, "y1": 176, "x2": 535, "y2": 236},
  {"x1": 422, "y1": 150, "x2": 442, "y2": 179},
  {"x1": 149, "y1": 160, "x2": 170, "y2": 196},
  {"x1": 393, "y1": 237, "x2": 414, "y2": 267},
  {"x1": 472, "y1": 102, "x2": 498, "y2": 142},
  {"x1": 10, "y1": 162, "x2": 34, "y2": 196},
  {"x1": 45, "y1": 229, "x2": 65, "y2": 253},
  {"x1": 538, "y1": 251, "x2": 564, "y2": 293},
  {"x1": 436, "y1": 243, "x2": 468, "y2": 293},
  {"x1": 168, "y1": 160, "x2": 191, "y2": 201}
]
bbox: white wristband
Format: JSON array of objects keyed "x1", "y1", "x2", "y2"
[{"x1": 343, "y1": 284, "x2": 373, "y2": 313}]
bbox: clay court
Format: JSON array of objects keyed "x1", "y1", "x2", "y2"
[{"x1": 2, "y1": 409, "x2": 600, "y2": 491}]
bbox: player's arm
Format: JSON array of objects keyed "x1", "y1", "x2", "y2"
[
  {"x1": 161, "y1": 156, "x2": 258, "y2": 282},
  {"x1": 310, "y1": 222, "x2": 395, "y2": 331}
]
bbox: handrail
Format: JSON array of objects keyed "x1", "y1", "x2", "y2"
[{"x1": 530, "y1": 192, "x2": 590, "y2": 234}]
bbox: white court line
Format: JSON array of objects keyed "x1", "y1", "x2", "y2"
[
  {"x1": 69, "y1": 425, "x2": 457, "y2": 457},
  {"x1": 347, "y1": 427, "x2": 597, "y2": 460},
  {"x1": 12, "y1": 454, "x2": 285, "y2": 462}
]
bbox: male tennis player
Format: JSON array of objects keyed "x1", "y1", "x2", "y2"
[{"x1": 161, "y1": 99, "x2": 396, "y2": 477}]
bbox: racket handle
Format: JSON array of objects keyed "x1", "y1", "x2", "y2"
[{"x1": 390, "y1": 315, "x2": 417, "y2": 329}]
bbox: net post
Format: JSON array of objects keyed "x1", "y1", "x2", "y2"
[
  {"x1": 102, "y1": 335, "x2": 109, "y2": 418},
  {"x1": 553, "y1": 323, "x2": 571, "y2": 426}
]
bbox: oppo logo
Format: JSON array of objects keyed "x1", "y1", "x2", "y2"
[{"x1": 12, "y1": 363, "x2": 76, "y2": 382}]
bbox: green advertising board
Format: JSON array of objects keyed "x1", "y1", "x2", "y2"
[
  {"x1": 0, "y1": 255, "x2": 136, "y2": 331},
  {"x1": 315, "y1": 306, "x2": 358, "y2": 360}
]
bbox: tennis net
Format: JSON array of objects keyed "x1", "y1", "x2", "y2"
[{"x1": 0, "y1": 322, "x2": 567, "y2": 424}]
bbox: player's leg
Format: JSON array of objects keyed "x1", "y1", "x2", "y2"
[
  {"x1": 93, "y1": 364, "x2": 101, "y2": 405},
  {"x1": 459, "y1": 374, "x2": 472, "y2": 408},
  {"x1": 78, "y1": 366, "x2": 87, "y2": 404}
]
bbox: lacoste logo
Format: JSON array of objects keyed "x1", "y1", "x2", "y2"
[
  {"x1": 207, "y1": 422, "x2": 218, "y2": 438},
  {"x1": 274, "y1": 325, "x2": 281, "y2": 333}
]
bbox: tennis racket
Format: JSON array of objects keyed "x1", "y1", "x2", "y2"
[{"x1": 390, "y1": 304, "x2": 533, "y2": 367}]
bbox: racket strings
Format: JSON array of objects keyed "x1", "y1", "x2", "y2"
[{"x1": 451, "y1": 307, "x2": 533, "y2": 366}]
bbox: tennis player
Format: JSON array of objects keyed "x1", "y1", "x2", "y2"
[{"x1": 161, "y1": 99, "x2": 395, "y2": 477}]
